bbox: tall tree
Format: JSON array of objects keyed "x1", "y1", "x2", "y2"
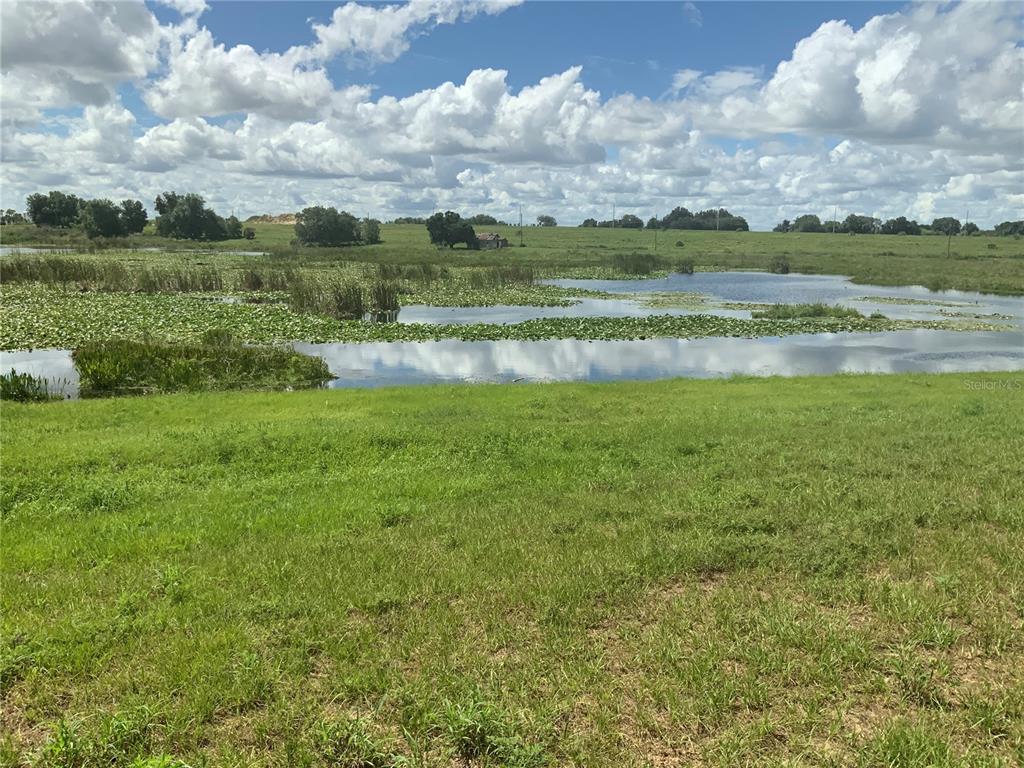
[
  {"x1": 930, "y1": 217, "x2": 962, "y2": 236},
  {"x1": 426, "y1": 211, "x2": 477, "y2": 248},
  {"x1": 80, "y1": 199, "x2": 126, "y2": 238},
  {"x1": 25, "y1": 191, "x2": 81, "y2": 228},
  {"x1": 294, "y1": 206, "x2": 360, "y2": 246},
  {"x1": 118, "y1": 199, "x2": 148, "y2": 234}
]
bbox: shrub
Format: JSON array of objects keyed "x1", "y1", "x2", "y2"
[
  {"x1": 768, "y1": 255, "x2": 790, "y2": 274},
  {"x1": 243, "y1": 227, "x2": 256, "y2": 240},
  {"x1": 675, "y1": 258, "x2": 695, "y2": 275}
]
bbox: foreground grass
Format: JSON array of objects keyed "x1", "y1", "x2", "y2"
[{"x1": 2, "y1": 373, "x2": 1022, "y2": 766}]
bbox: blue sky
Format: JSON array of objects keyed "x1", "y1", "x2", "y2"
[
  {"x1": 155, "y1": 1, "x2": 904, "y2": 100},
  {"x1": 3, "y1": 1, "x2": 1020, "y2": 227}
]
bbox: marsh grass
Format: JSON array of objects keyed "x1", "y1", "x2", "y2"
[
  {"x1": 72, "y1": 337, "x2": 332, "y2": 396},
  {"x1": 612, "y1": 252, "x2": 663, "y2": 275},
  {"x1": 369, "y1": 280, "x2": 400, "y2": 313},
  {"x1": 752, "y1": 302, "x2": 867, "y2": 319},
  {"x1": 0, "y1": 370, "x2": 63, "y2": 402}
]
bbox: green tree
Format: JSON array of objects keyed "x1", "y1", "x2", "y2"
[
  {"x1": 792, "y1": 214, "x2": 824, "y2": 233},
  {"x1": 961, "y1": 222, "x2": 979, "y2": 236},
  {"x1": 468, "y1": 214, "x2": 499, "y2": 225},
  {"x1": 930, "y1": 217, "x2": 961, "y2": 236},
  {"x1": 646, "y1": 217, "x2": 660, "y2": 229},
  {"x1": 294, "y1": 206, "x2": 360, "y2": 246},
  {"x1": 880, "y1": 216, "x2": 921, "y2": 235},
  {"x1": 152, "y1": 192, "x2": 236, "y2": 241},
  {"x1": 118, "y1": 199, "x2": 148, "y2": 234},
  {"x1": 1, "y1": 209, "x2": 27, "y2": 225},
  {"x1": 619, "y1": 214, "x2": 643, "y2": 229},
  {"x1": 580, "y1": 218, "x2": 598, "y2": 227},
  {"x1": 426, "y1": 211, "x2": 478, "y2": 249},
  {"x1": 843, "y1": 214, "x2": 880, "y2": 234},
  {"x1": 26, "y1": 191, "x2": 81, "y2": 227},
  {"x1": 80, "y1": 199, "x2": 126, "y2": 238},
  {"x1": 361, "y1": 218, "x2": 382, "y2": 244},
  {"x1": 224, "y1": 216, "x2": 243, "y2": 239},
  {"x1": 773, "y1": 220, "x2": 791, "y2": 233},
  {"x1": 536, "y1": 215, "x2": 557, "y2": 227},
  {"x1": 994, "y1": 220, "x2": 1024, "y2": 236}
]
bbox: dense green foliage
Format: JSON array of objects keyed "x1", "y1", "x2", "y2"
[
  {"x1": 425, "y1": 211, "x2": 478, "y2": 249},
  {"x1": 653, "y1": 206, "x2": 749, "y2": 231},
  {"x1": 2, "y1": 373, "x2": 1021, "y2": 765},
  {"x1": 0, "y1": 370, "x2": 63, "y2": 402},
  {"x1": 72, "y1": 336, "x2": 332, "y2": 396},
  {"x1": 153, "y1": 192, "x2": 237, "y2": 241},
  {"x1": 293, "y1": 206, "x2": 361, "y2": 246},
  {"x1": 25, "y1": 190, "x2": 82, "y2": 228}
]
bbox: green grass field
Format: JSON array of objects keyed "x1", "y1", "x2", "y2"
[
  {"x1": 3, "y1": 373, "x2": 1022, "y2": 766},
  {"x1": 5, "y1": 222, "x2": 1024, "y2": 295}
]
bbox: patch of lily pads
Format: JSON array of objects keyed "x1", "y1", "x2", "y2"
[{"x1": 1, "y1": 284, "x2": 1012, "y2": 351}]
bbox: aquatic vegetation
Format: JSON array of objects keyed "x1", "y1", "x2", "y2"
[
  {"x1": 0, "y1": 370, "x2": 63, "y2": 402},
  {"x1": 752, "y1": 303, "x2": 867, "y2": 319},
  {"x1": 0, "y1": 284, "x2": 343, "y2": 349},
  {"x1": 73, "y1": 337, "x2": 333, "y2": 396},
  {"x1": 857, "y1": 295, "x2": 972, "y2": 307},
  {"x1": 369, "y1": 280, "x2": 400, "y2": 312},
  {"x1": 674, "y1": 257, "x2": 695, "y2": 274},
  {"x1": 0, "y1": 285, "x2": 1011, "y2": 350},
  {"x1": 634, "y1": 291, "x2": 709, "y2": 310},
  {"x1": 612, "y1": 252, "x2": 663, "y2": 275},
  {"x1": 768, "y1": 255, "x2": 790, "y2": 274}
]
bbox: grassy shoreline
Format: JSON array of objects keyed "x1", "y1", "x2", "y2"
[
  {"x1": 2, "y1": 372, "x2": 1022, "y2": 765},
  {"x1": 4, "y1": 223, "x2": 1024, "y2": 295}
]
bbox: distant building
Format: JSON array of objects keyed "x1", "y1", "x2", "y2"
[{"x1": 477, "y1": 232, "x2": 509, "y2": 249}]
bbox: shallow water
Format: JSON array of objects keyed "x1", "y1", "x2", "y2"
[
  {"x1": 4, "y1": 271, "x2": 1021, "y2": 395},
  {"x1": 548, "y1": 272, "x2": 1024, "y2": 324},
  {"x1": 294, "y1": 330, "x2": 1024, "y2": 387}
]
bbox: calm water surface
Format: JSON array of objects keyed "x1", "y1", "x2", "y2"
[{"x1": 3, "y1": 272, "x2": 1021, "y2": 393}]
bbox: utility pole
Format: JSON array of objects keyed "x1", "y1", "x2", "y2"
[
  {"x1": 612, "y1": 203, "x2": 616, "y2": 228},
  {"x1": 518, "y1": 204, "x2": 523, "y2": 247},
  {"x1": 716, "y1": 207, "x2": 720, "y2": 232},
  {"x1": 832, "y1": 207, "x2": 837, "y2": 234}
]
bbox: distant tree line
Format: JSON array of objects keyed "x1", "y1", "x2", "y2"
[
  {"x1": 769, "y1": 213, "x2": 1010, "y2": 236},
  {"x1": 293, "y1": 206, "x2": 381, "y2": 246},
  {"x1": 994, "y1": 220, "x2": 1024, "y2": 236},
  {"x1": 580, "y1": 214, "x2": 644, "y2": 229},
  {"x1": 580, "y1": 207, "x2": 749, "y2": 231},
  {"x1": 22, "y1": 190, "x2": 149, "y2": 239}
]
